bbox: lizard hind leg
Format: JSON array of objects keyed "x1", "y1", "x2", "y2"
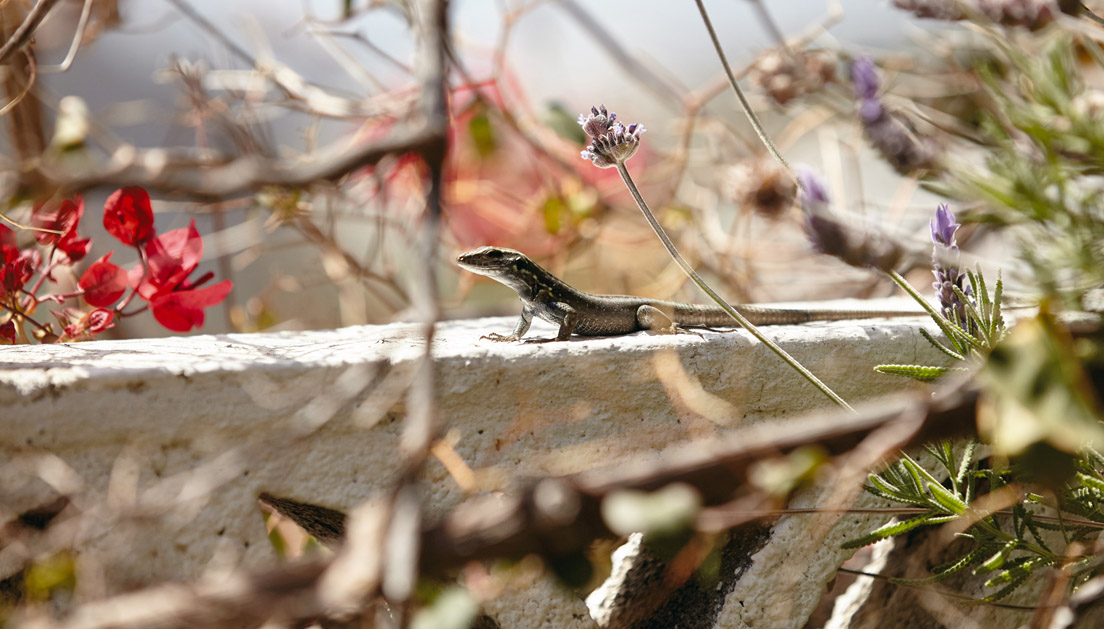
[
  {"x1": 637, "y1": 304, "x2": 705, "y2": 338},
  {"x1": 633, "y1": 304, "x2": 693, "y2": 336}
]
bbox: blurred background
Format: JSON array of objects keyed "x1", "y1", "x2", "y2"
[{"x1": 1, "y1": 0, "x2": 1077, "y2": 338}]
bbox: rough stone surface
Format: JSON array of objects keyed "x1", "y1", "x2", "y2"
[{"x1": 0, "y1": 299, "x2": 938, "y2": 625}]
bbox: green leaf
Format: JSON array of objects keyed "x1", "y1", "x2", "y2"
[
  {"x1": 899, "y1": 458, "x2": 929, "y2": 500},
  {"x1": 918, "y1": 328, "x2": 967, "y2": 362},
  {"x1": 928, "y1": 480, "x2": 969, "y2": 515},
  {"x1": 1022, "y1": 513, "x2": 1052, "y2": 553},
  {"x1": 982, "y1": 570, "x2": 1031, "y2": 602},
  {"x1": 985, "y1": 556, "x2": 1055, "y2": 587},
  {"x1": 842, "y1": 512, "x2": 939, "y2": 549},
  {"x1": 892, "y1": 542, "x2": 990, "y2": 585},
  {"x1": 869, "y1": 471, "x2": 908, "y2": 501},
  {"x1": 874, "y1": 364, "x2": 955, "y2": 382},
  {"x1": 903, "y1": 452, "x2": 945, "y2": 487},
  {"x1": 1078, "y1": 472, "x2": 1104, "y2": 493},
  {"x1": 862, "y1": 482, "x2": 905, "y2": 503},
  {"x1": 976, "y1": 539, "x2": 1018, "y2": 574},
  {"x1": 888, "y1": 271, "x2": 976, "y2": 353},
  {"x1": 957, "y1": 440, "x2": 978, "y2": 490}
]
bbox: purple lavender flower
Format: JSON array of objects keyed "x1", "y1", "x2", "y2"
[
  {"x1": 893, "y1": 0, "x2": 1076, "y2": 30},
  {"x1": 851, "y1": 57, "x2": 880, "y2": 101},
  {"x1": 892, "y1": 0, "x2": 964, "y2": 20},
  {"x1": 853, "y1": 58, "x2": 886, "y2": 123},
  {"x1": 930, "y1": 204, "x2": 974, "y2": 324},
  {"x1": 798, "y1": 168, "x2": 831, "y2": 209},
  {"x1": 578, "y1": 104, "x2": 617, "y2": 139},
  {"x1": 797, "y1": 168, "x2": 904, "y2": 271},
  {"x1": 578, "y1": 106, "x2": 645, "y2": 169},
  {"x1": 849, "y1": 58, "x2": 937, "y2": 174},
  {"x1": 977, "y1": 0, "x2": 1070, "y2": 30},
  {"x1": 930, "y1": 204, "x2": 959, "y2": 249}
]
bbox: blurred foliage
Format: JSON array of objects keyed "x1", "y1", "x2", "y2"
[
  {"x1": 846, "y1": 19, "x2": 1104, "y2": 606},
  {"x1": 947, "y1": 34, "x2": 1104, "y2": 305},
  {"x1": 23, "y1": 552, "x2": 76, "y2": 603},
  {"x1": 410, "y1": 585, "x2": 480, "y2": 629}
]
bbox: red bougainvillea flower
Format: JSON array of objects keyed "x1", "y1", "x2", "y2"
[
  {"x1": 130, "y1": 220, "x2": 203, "y2": 301},
  {"x1": 79, "y1": 252, "x2": 128, "y2": 307},
  {"x1": 128, "y1": 219, "x2": 232, "y2": 332},
  {"x1": 0, "y1": 320, "x2": 15, "y2": 343},
  {"x1": 32, "y1": 197, "x2": 91, "y2": 262},
  {"x1": 104, "y1": 186, "x2": 155, "y2": 246},
  {"x1": 0, "y1": 244, "x2": 35, "y2": 299},
  {"x1": 149, "y1": 282, "x2": 232, "y2": 332},
  {"x1": 0, "y1": 224, "x2": 14, "y2": 246}
]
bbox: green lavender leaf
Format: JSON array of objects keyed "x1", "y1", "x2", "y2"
[
  {"x1": 976, "y1": 539, "x2": 1018, "y2": 574},
  {"x1": 842, "y1": 512, "x2": 938, "y2": 550},
  {"x1": 928, "y1": 481, "x2": 969, "y2": 516},
  {"x1": 874, "y1": 364, "x2": 955, "y2": 382},
  {"x1": 918, "y1": 328, "x2": 966, "y2": 361}
]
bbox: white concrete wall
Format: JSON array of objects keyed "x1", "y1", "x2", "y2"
[{"x1": 0, "y1": 299, "x2": 942, "y2": 626}]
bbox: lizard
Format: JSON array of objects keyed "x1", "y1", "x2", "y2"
[{"x1": 457, "y1": 246, "x2": 926, "y2": 342}]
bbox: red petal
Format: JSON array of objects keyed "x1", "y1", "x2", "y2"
[
  {"x1": 32, "y1": 197, "x2": 84, "y2": 245},
  {"x1": 59, "y1": 236, "x2": 92, "y2": 263},
  {"x1": 104, "y1": 186, "x2": 155, "y2": 246},
  {"x1": 0, "y1": 320, "x2": 14, "y2": 343},
  {"x1": 141, "y1": 219, "x2": 202, "y2": 295},
  {"x1": 150, "y1": 280, "x2": 232, "y2": 332},
  {"x1": 79, "y1": 252, "x2": 128, "y2": 307}
]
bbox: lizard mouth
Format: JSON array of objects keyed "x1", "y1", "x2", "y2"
[{"x1": 456, "y1": 254, "x2": 491, "y2": 275}]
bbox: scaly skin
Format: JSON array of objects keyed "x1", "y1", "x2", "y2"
[{"x1": 457, "y1": 246, "x2": 923, "y2": 341}]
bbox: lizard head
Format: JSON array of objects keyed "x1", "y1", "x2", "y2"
[{"x1": 456, "y1": 246, "x2": 527, "y2": 278}]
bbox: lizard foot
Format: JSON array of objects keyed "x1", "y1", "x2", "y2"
[
  {"x1": 695, "y1": 325, "x2": 733, "y2": 333},
  {"x1": 481, "y1": 333, "x2": 521, "y2": 342}
]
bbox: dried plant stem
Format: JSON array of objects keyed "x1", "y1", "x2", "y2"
[
  {"x1": 616, "y1": 162, "x2": 853, "y2": 412},
  {"x1": 694, "y1": 0, "x2": 798, "y2": 187}
]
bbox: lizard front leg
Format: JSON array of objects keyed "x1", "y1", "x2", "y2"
[
  {"x1": 518, "y1": 304, "x2": 579, "y2": 343},
  {"x1": 482, "y1": 307, "x2": 534, "y2": 342},
  {"x1": 556, "y1": 309, "x2": 579, "y2": 341}
]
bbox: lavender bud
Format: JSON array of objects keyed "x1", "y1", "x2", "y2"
[{"x1": 930, "y1": 203, "x2": 959, "y2": 249}]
